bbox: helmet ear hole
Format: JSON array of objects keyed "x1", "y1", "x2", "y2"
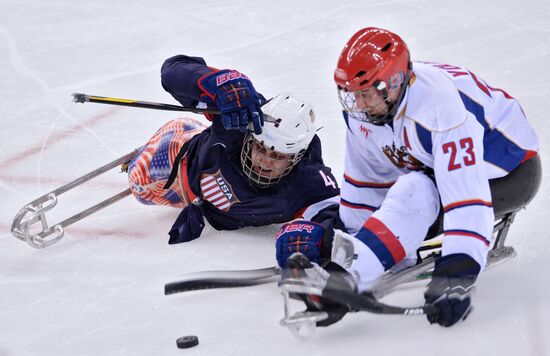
[
  {"x1": 309, "y1": 110, "x2": 315, "y2": 122},
  {"x1": 381, "y1": 42, "x2": 392, "y2": 51}
]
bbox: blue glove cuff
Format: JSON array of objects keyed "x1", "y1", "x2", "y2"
[{"x1": 433, "y1": 253, "x2": 481, "y2": 280}]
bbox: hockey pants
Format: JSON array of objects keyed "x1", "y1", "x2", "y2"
[{"x1": 127, "y1": 118, "x2": 206, "y2": 208}]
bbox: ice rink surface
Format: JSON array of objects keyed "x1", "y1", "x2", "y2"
[{"x1": 1, "y1": 0, "x2": 549, "y2": 355}]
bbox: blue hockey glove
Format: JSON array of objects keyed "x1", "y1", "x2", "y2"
[
  {"x1": 276, "y1": 220, "x2": 325, "y2": 268},
  {"x1": 168, "y1": 203, "x2": 205, "y2": 244},
  {"x1": 424, "y1": 253, "x2": 481, "y2": 327},
  {"x1": 198, "y1": 69, "x2": 264, "y2": 134}
]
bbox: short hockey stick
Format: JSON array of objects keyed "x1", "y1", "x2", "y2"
[
  {"x1": 280, "y1": 277, "x2": 431, "y2": 316},
  {"x1": 331, "y1": 290, "x2": 431, "y2": 315},
  {"x1": 72, "y1": 93, "x2": 220, "y2": 115}
]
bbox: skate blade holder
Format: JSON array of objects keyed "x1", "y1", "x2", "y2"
[
  {"x1": 11, "y1": 150, "x2": 137, "y2": 249},
  {"x1": 278, "y1": 278, "x2": 329, "y2": 339}
]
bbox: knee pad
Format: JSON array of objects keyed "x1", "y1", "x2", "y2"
[
  {"x1": 370, "y1": 172, "x2": 440, "y2": 258},
  {"x1": 381, "y1": 172, "x2": 440, "y2": 220}
]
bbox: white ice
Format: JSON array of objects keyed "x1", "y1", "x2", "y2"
[{"x1": 1, "y1": 0, "x2": 549, "y2": 355}]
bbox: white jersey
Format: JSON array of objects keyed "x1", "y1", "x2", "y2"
[{"x1": 340, "y1": 61, "x2": 539, "y2": 269}]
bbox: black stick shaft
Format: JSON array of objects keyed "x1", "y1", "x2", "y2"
[
  {"x1": 72, "y1": 93, "x2": 220, "y2": 115},
  {"x1": 322, "y1": 288, "x2": 431, "y2": 315}
]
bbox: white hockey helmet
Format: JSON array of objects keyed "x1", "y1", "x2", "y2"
[{"x1": 241, "y1": 93, "x2": 317, "y2": 188}]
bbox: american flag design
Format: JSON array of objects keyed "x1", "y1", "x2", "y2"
[
  {"x1": 200, "y1": 170, "x2": 240, "y2": 212},
  {"x1": 128, "y1": 118, "x2": 206, "y2": 208}
]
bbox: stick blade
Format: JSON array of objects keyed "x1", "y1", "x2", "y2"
[
  {"x1": 164, "y1": 267, "x2": 280, "y2": 295},
  {"x1": 164, "y1": 276, "x2": 279, "y2": 295}
]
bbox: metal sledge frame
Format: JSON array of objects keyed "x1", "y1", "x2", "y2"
[
  {"x1": 277, "y1": 213, "x2": 519, "y2": 336},
  {"x1": 11, "y1": 91, "x2": 218, "y2": 249},
  {"x1": 492, "y1": 212, "x2": 517, "y2": 249},
  {"x1": 11, "y1": 150, "x2": 138, "y2": 249},
  {"x1": 373, "y1": 211, "x2": 519, "y2": 298}
]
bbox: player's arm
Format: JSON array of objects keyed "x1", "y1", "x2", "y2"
[
  {"x1": 275, "y1": 127, "x2": 394, "y2": 268},
  {"x1": 425, "y1": 116, "x2": 494, "y2": 327},
  {"x1": 161, "y1": 55, "x2": 212, "y2": 106},
  {"x1": 339, "y1": 128, "x2": 397, "y2": 234},
  {"x1": 161, "y1": 54, "x2": 264, "y2": 133},
  {"x1": 275, "y1": 155, "x2": 342, "y2": 267}
]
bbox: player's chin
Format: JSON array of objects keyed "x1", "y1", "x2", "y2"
[{"x1": 366, "y1": 108, "x2": 386, "y2": 116}]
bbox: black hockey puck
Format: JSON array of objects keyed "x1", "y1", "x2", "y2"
[{"x1": 176, "y1": 335, "x2": 199, "y2": 349}]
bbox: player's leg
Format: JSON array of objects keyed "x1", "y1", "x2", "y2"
[
  {"x1": 333, "y1": 171, "x2": 440, "y2": 292},
  {"x1": 128, "y1": 118, "x2": 206, "y2": 208}
]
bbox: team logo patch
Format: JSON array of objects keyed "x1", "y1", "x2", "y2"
[
  {"x1": 216, "y1": 70, "x2": 248, "y2": 86},
  {"x1": 200, "y1": 170, "x2": 240, "y2": 211},
  {"x1": 360, "y1": 125, "x2": 373, "y2": 139},
  {"x1": 383, "y1": 143, "x2": 426, "y2": 171}
]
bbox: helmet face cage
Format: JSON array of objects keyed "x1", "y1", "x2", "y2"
[
  {"x1": 337, "y1": 85, "x2": 392, "y2": 125},
  {"x1": 337, "y1": 72, "x2": 407, "y2": 126},
  {"x1": 240, "y1": 134, "x2": 304, "y2": 188}
]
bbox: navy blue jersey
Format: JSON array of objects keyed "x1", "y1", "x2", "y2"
[{"x1": 161, "y1": 55, "x2": 340, "y2": 230}]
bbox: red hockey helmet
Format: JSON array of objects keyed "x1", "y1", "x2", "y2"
[{"x1": 334, "y1": 27, "x2": 411, "y2": 125}]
